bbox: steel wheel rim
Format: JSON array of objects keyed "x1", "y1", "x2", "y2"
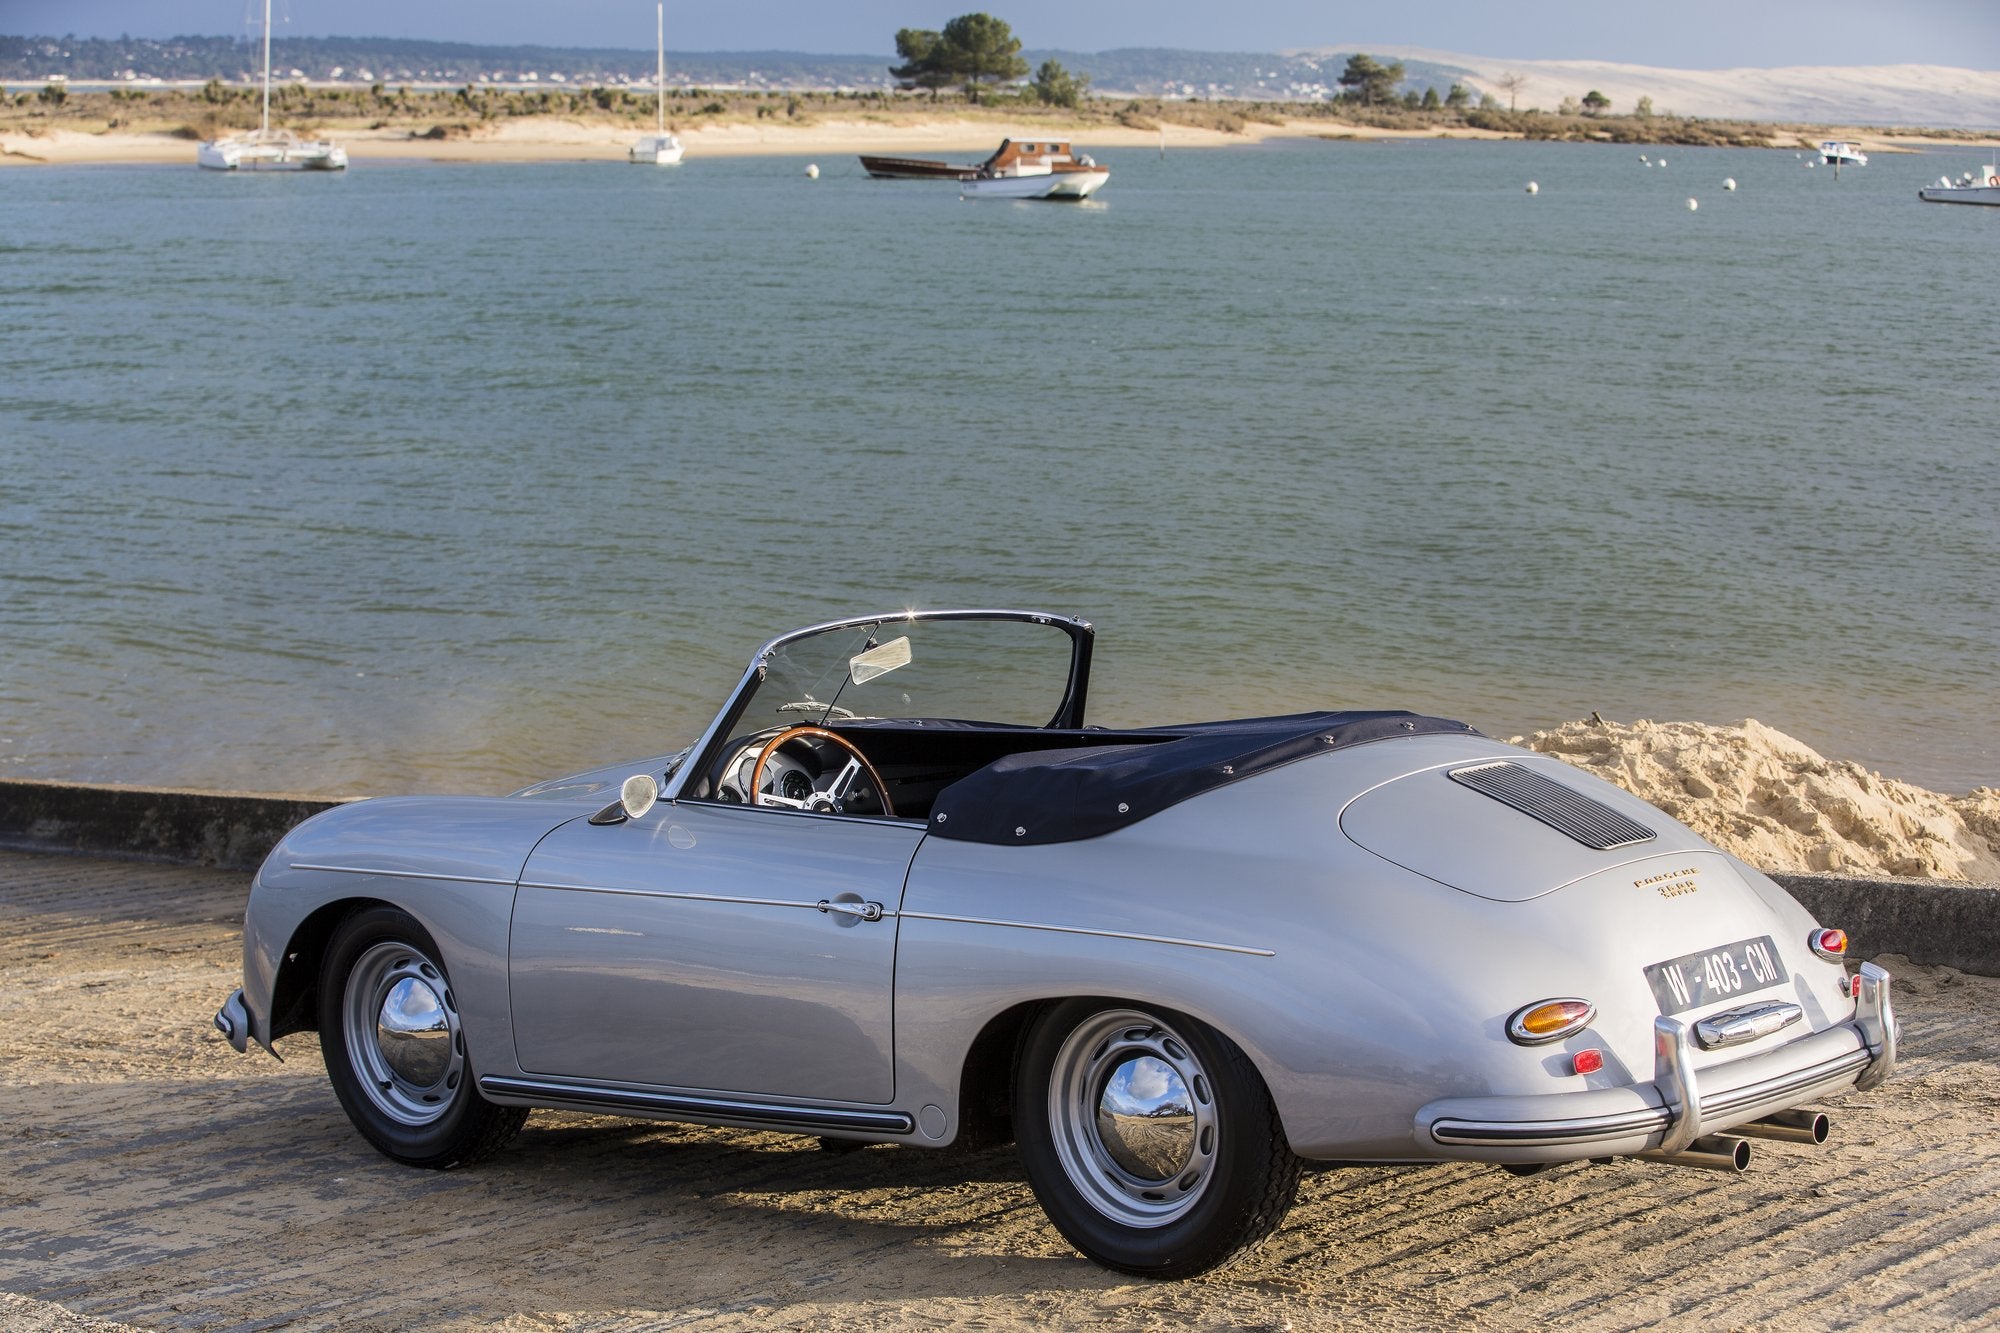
[
  {"x1": 342, "y1": 939, "x2": 466, "y2": 1127},
  {"x1": 1047, "y1": 1009, "x2": 1219, "y2": 1228}
]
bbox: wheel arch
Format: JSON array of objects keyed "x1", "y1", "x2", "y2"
[
  {"x1": 268, "y1": 896, "x2": 398, "y2": 1041},
  {"x1": 946, "y1": 991, "x2": 1289, "y2": 1151}
]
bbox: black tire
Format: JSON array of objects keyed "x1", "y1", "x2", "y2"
[
  {"x1": 1014, "y1": 998, "x2": 1302, "y2": 1278},
  {"x1": 318, "y1": 905, "x2": 527, "y2": 1169}
]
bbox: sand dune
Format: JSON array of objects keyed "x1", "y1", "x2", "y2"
[
  {"x1": 1342, "y1": 46, "x2": 2000, "y2": 127},
  {"x1": 1524, "y1": 717, "x2": 2000, "y2": 882}
]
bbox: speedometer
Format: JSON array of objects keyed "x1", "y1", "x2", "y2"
[{"x1": 780, "y1": 769, "x2": 815, "y2": 802}]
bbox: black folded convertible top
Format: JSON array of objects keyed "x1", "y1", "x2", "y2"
[{"x1": 927, "y1": 710, "x2": 1481, "y2": 845}]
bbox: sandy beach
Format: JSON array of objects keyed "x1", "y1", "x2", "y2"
[
  {"x1": 0, "y1": 114, "x2": 1462, "y2": 166},
  {"x1": 6, "y1": 112, "x2": 1987, "y2": 168}
]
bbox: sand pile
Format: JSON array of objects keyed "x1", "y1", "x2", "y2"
[{"x1": 1520, "y1": 717, "x2": 2000, "y2": 883}]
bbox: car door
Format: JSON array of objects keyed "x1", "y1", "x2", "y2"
[{"x1": 508, "y1": 799, "x2": 923, "y2": 1105}]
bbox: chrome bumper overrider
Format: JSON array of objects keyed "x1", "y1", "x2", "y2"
[
  {"x1": 1422, "y1": 963, "x2": 1896, "y2": 1155},
  {"x1": 213, "y1": 988, "x2": 252, "y2": 1054}
]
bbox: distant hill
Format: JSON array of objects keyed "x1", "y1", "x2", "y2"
[
  {"x1": 4, "y1": 33, "x2": 1992, "y2": 127},
  {"x1": 0, "y1": 34, "x2": 1469, "y2": 101},
  {"x1": 1317, "y1": 46, "x2": 2000, "y2": 129}
]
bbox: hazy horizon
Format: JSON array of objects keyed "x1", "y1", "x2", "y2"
[{"x1": 6, "y1": 0, "x2": 1996, "y2": 71}]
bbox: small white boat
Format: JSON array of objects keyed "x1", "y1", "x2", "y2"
[
  {"x1": 958, "y1": 139, "x2": 1108, "y2": 201},
  {"x1": 198, "y1": 128, "x2": 347, "y2": 171},
  {"x1": 629, "y1": 4, "x2": 685, "y2": 166},
  {"x1": 1918, "y1": 164, "x2": 2000, "y2": 206},
  {"x1": 1819, "y1": 140, "x2": 1868, "y2": 167},
  {"x1": 198, "y1": 0, "x2": 346, "y2": 171}
]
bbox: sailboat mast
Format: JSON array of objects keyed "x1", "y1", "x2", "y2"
[
  {"x1": 656, "y1": 3, "x2": 665, "y2": 134},
  {"x1": 260, "y1": 0, "x2": 273, "y2": 135}
]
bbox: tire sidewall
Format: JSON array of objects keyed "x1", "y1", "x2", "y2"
[
  {"x1": 1015, "y1": 997, "x2": 1292, "y2": 1276},
  {"x1": 319, "y1": 905, "x2": 483, "y2": 1167}
]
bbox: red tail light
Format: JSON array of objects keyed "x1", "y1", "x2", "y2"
[
  {"x1": 1571, "y1": 1048, "x2": 1605, "y2": 1075},
  {"x1": 1810, "y1": 928, "x2": 1848, "y2": 962}
]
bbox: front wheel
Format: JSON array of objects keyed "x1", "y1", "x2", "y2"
[
  {"x1": 319, "y1": 906, "x2": 526, "y2": 1169},
  {"x1": 1014, "y1": 1000, "x2": 1302, "y2": 1277}
]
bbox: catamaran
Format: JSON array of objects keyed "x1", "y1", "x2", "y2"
[
  {"x1": 629, "y1": 4, "x2": 685, "y2": 165},
  {"x1": 196, "y1": 0, "x2": 347, "y2": 171}
]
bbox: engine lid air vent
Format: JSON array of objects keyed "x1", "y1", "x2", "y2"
[{"x1": 1447, "y1": 762, "x2": 1655, "y2": 850}]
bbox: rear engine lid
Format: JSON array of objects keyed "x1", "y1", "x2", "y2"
[{"x1": 1339, "y1": 757, "x2": 1713, "y2": 901}]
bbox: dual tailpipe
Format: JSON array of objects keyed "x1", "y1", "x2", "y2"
[{"x1": 1640, "y1": 1109, "x2": 1832, "y2": 1174}]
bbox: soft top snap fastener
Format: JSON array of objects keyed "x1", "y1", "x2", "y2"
[
  {"x1": 1117, "y1": 802, "x2": 1129, "y2": 814},
  {"x1": 1015, "y1": 826, "x2": 1027, "y2": 837},
  {"x1": 935, "y1": 813, "x2": 947, "y2": 823}
]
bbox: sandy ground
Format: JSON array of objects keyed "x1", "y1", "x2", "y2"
[
  {"x1": 16, "y1": 113, "x2": 1976, "y2": 169},
  {"x1": 0, "y1": 115, "x2": 1511, "y2": 167},
  {"x1": 2, "y1": 848, "x2": 1997, "y2": 1330}
]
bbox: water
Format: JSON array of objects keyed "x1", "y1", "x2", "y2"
[{"x1": 3, "y1": 139, "x2": 1996, "y2": 796}]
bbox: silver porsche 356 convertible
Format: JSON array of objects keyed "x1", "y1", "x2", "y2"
[{"x1": 216, "y1": 609, "x2": 1895, "y2": 1277}]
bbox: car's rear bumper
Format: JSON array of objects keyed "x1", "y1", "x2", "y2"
[{"x1": 1415, "y1": 963, "x2": 1895, "y2": 1163}]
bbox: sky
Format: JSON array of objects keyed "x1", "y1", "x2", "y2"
[{"x1": 5, "y1": 0, "x2": 1997, "y2": 70}]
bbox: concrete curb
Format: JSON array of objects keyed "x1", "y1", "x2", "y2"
[
  {"x1": 1771, "y1": 871, "x2": 2000, "y2": 978},
  {"x1": 2, "y1": 778, "x2": 1995, "y2": 976},
  {"x1": 0, "y1": 779, "x2": 351, "y2": 873}
]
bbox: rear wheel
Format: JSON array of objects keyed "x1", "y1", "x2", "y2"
[
  {"x1": 319, "y1": 906, "x2": 526, "y2": 1169},
  {"x1": 1014, "y1": 999, "x2": 1302, "y2": 1277}
]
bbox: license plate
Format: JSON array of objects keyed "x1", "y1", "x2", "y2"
[{"x1": 1645, "y1": 935, "x2": 1785, "y2": 1015}]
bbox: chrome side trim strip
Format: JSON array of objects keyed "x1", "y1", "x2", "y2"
[
  {"x1": 289, "y1": 862, "x2": 517, "y2": 887},
  {"x1": 477, "y1": 1076, "x2": 915, "y2": 1134},
  {"x1": 898, "y1": 911, "x2": 1274, "y2": 957},
  {"x1": 517, "y1": 879, "x2": 875, "y2": 914}
]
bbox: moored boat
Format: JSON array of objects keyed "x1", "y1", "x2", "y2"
[
  {"x1": 1918, "y1": 164, "x2": 2000, "y2": 206},
  {"x1": 198, "y1": 0, "x2": 346, "y2": 171},
  {"x1": 956, "y1": 139, "x2": 1109, "y2": 201},
  {"x1": 859, "y1": 154, "x2": 983, "y2": 179},
  {"x1": 1819, "y1": 140, "x2": 1868, "y2": 167},
  {"x1": 629, "y1": 4, "x2": 685, "y2": 166}
]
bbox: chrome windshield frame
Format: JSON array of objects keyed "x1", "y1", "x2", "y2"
[{"x1": 662, "y1": 609, "x2": 1095, "y2": 803}]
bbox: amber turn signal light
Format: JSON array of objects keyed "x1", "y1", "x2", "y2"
[
  {"x1": 1810, "y1": 928, "x2": 1848, "y2": 962},
  {"x1": 1507, "y1": 998, "x2": 1597, "y2": 1046}
]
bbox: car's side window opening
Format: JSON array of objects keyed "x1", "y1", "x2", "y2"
[{"x1": 692, "y1": 722, "x2": 1172, "y2": 823}]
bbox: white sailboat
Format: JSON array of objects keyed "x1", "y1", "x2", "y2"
[
  {"x1": 629, "y1": 4, "x2": 685, "y2": 165},
  {"x1": 197, "y1": 0, "x2": 347, "y2": 171}
]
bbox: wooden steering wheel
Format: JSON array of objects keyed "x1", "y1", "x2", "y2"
[{"x1": 748, "y1": 726, "x2": 895, "y2": 818}]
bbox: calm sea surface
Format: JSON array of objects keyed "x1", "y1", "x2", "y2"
[{"x1": 3, "y1": 139, "x2": 1996, "y2": 796}]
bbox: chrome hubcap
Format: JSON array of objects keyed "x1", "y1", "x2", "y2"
[
  {"x1": 343, "y1": 941, "x2": 465, "y2": 1126},
  {"x1": 1049, "y1": 1010, "x2": 1218, "y2": 1228}
]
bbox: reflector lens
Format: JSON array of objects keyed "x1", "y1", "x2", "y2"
[
  {"x1": 1810, "y1": 928, "x2": 1849, "y2": 962},
  {"x1": 1572, "y1": 1048, "x2": 1605, "y2": 1075},
  {"x1": 1508, "y1": 998, "x2": 1597, "y2": 1045},
  {"x1": 1851, "y1": 974, "x2": 1863, "y2": 999}
]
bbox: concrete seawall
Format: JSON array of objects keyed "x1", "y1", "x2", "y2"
[
  {"x1": 2, "y1": 778, "x2": 1994, "y2": 976},
  {"x1": 0, "y1": 778, "x2": 348, "y2": 873}
]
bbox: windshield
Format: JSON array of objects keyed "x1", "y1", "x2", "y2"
[{"x1": 740, "y1": 614, "x2": 1082, "y2": 731}]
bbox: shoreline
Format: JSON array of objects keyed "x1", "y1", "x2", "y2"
[{"x1": 6, "y1": 115, "x2": 1993, "y2": 167}]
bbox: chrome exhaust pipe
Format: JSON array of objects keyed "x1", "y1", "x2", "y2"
[
  {"x1": 1640, "y1": 1134, "x2": 1752, "y2": 1174},
  {"x1": 1732, "y1": 1110, "x2": 1830, "y2": 1146}
]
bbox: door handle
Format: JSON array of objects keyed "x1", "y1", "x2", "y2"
[{"x1": 817, "y1": 899, "x2": 884, "y2": 922}]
